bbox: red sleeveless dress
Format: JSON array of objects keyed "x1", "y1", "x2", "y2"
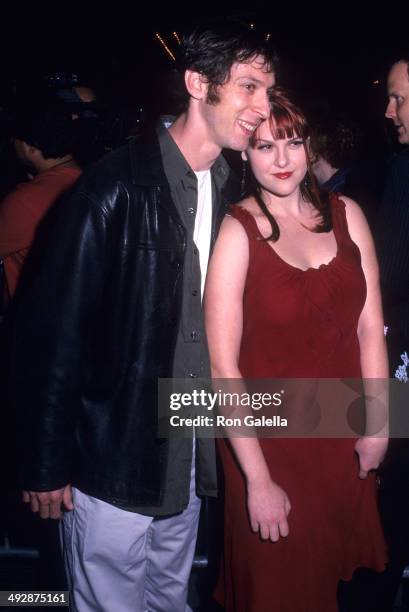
[{"x1": 215, "y1": 196, "x2": 387, "y2": 612}]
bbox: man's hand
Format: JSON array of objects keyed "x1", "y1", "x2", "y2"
[
  {"x1": 355, "y1": 437, "x2": 388, "y2": 479},
  {"x1": 22, "y1": 485, "x2": 74, "y2": 519},
  {"x1": 247, "y1": 477, "x2": 291, "y2": 542}
]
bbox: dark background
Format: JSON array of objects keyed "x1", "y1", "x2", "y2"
[
  {"x1": 0, "y1": 3, "x2": 406, "y2": 124},
  {"x1": 1, "y1": 4, "x2": 408, "y2": 606}
]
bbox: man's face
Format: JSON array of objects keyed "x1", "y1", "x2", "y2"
[
  {"x1": 200, "y1": 56, "x2": 275, "y2": 152},
  {"x1": 385, "y1": 61, "x2": 409, "y2": 145},
  {"x1": 12, "y1": 138, "x2": 34, "y2": 169}
]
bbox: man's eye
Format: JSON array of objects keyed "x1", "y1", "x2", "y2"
[{"x1": 243, "y1": 83, "x2": 256, "y2": 91}]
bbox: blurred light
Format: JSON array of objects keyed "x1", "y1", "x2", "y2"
[
  {"x1": 155, "y1": 33, "x2": 176, "y2": 62},
  {"x1": 250, "y1": 23, "x2": 255, "y2": 29},
  {"x1": 173, "y1": 31, "x2": 181, "y2": 45},
  {"x1": 373, "y1": 80, "x2": 380, "y2": 85},
  {"x1": 265, "y1": 33, "x2": 271, "y2": 41}
]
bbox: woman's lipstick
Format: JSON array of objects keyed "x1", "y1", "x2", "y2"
[{"x1": 273, "y1": 172, "x2": 293, "y2": 179}]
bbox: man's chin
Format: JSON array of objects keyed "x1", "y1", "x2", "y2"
[
  {"x1": 397, "y1": 130, "x2": 409, "y2": 145},
  {"x1": 231, "y1": 138, "x2": 251, "y2": 152}
]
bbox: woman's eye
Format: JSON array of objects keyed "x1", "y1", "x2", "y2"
[
  {"x1": 289, "y1": 139, "x2": 304, "y2": 147},
  {"x1": 257, "y1": 144, "x2": 272, "y2": 151}
]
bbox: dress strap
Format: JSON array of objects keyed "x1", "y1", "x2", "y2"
[
  {"x1": 329, "y1": 193, "x2": 349, "y2": 241},
  {"x1": 228, "y1": 204, "x2": 262, "y2": 241},
  {"x1": 230, "y1": 197, "x2": 351, "y2": 245}
]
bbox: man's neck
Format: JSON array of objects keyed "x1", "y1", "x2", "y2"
[
  {"x1": 313, "y1": 157, "x2": 338, "y2": 186},
  {"x1": 168, "y1": 112, "x2": 221, "y2": 172}
]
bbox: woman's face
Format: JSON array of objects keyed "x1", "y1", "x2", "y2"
[{"x1": 245, "y1": 119, "x2": 308, "y2": 198}]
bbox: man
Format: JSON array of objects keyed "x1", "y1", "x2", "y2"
[
  {"x1": 380, "y1": 55, "x2": 409, "y2": 349},
  {"x1": 375, "y1": 54, "x2": 409, "y2": 611},
  {"x1": 310, "y1": 117, "x2": 358, "y2": 192},
  {"x1": 309, "y1": 115, "x2": 385, "y2": 229},
  {"x1": 339, "y1": 54, "x2": 409, "y2": 612},
  {"x1": 385, "y1": 59, "x2": 409, "y2": 146},
  {"x1": 0, "y1": 106, "x2": 81, "y2": 306},
  {"x1": 12, "y1": 20, "x2": 276, "y2": 611}
]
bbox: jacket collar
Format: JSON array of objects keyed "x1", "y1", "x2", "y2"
[
  {"x1": 128, "y1": 120, "x2": 240, "y2": 216},
  {"x1": 128, "y1": 123, "x2": 169, "y2": 187},
  {"x1": 129, "y1": 118, "x2": 234, "y2": 186}
]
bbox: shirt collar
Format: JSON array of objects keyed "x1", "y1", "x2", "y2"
[{"x1": 156, "y1": 116, "x2": 230, "y2": 190}]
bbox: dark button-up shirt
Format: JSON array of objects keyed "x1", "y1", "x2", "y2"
[{"x1": 132, "y1": 118, "x2": 231, "y2": 516}]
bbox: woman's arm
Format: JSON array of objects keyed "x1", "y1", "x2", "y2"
[
  {"x1": 343, "y1": 196, "x2": 389, "y2": 476},
  {"x1": 204, "y1": 214, "x2": 291, "y2": 541}
]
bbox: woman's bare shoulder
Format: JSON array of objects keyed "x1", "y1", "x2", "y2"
[{"x1": 231, "y1": 196, "x2": 262, "y2": 218}]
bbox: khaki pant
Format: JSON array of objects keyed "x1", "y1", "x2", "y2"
[{"x1": 61, "y1": 465, "x2": 200, "y2": 611}]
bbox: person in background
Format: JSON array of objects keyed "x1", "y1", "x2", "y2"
[
  {"x1": 0, "y1": 105, "x2": 81, "y2": 308},
  {"x1": 53, "y1": 72, "x2": 140, "y2": 165},
  {"x1": 380, "y1": 55, "x2": 409, "y2": 378},
  {"x1": 310, "y1": 117, "x2": 358, "y2": 192},
  {"x1": 309, "y1": 115, "x2": 384, "y2": 229},
  {"x1": 338, "y1": 52, "x2": 409, "y2": 612},
  {"x1": 0, "y1": 103, "x2": 81, "y2": 592}
]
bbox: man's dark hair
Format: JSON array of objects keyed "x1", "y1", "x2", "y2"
[
  {"x1": 9, "y1": 105, "x2": 75, "y2": 159},
  {"x1": 177, "y1": 19, "x2": 278, "y2": 105},
  {"x1": 310, "y1": 118, "x2": 361, "y2": 170}
]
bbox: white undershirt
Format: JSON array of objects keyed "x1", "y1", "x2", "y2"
[{"x1": 193, "y1": 170, "x2": 212, "y2": 299}]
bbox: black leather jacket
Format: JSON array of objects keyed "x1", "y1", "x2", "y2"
[{"x1": 12, "y1": 127, "x2": 239, "y2": 507}]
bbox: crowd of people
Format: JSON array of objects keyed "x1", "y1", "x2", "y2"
[{"x1": 1, "y1": 17, "x2": 409, "y2": 612}]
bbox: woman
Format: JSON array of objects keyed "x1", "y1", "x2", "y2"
[{"x1": 204, "y1": 91, "x2": 388, "y2": 612}]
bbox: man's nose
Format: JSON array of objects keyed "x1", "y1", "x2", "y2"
[
  {"x1": 385, "y1": 99, "x2": 396, "y2": 120},
  {"x1": 255, "y1": 89, "x2": 271, "y2": 119}
]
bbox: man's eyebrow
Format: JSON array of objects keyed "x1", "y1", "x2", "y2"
[{"x1": 235, "y1": 76, "x2": 267, "y2": 85}]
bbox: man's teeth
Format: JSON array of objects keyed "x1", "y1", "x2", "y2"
[{"x1": 238, "y1": 120, "x2": 257, "y2": 132}]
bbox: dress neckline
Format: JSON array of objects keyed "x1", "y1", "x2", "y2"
[{"x1": 235, "y1": 204, "x2": 340, "y2": 274}]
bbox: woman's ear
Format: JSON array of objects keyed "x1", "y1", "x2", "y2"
[{"x1": 184, "y1": 69, "x2": 208, "y2": 100}]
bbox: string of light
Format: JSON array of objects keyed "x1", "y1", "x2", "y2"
[
  {"x1": 155, "y1": 24, "x2": 271, "y2": 61},
  {"x1": 155, "y1": 33, "x2": 176, "y2": 61}
]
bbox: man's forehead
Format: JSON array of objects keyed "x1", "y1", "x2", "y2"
[
  {"x1": 230, "y1": 57, "x2": 275, "y2": 80},
  {"x1": 388, "y1": 61, "x2": 409, "y2": 88}
]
